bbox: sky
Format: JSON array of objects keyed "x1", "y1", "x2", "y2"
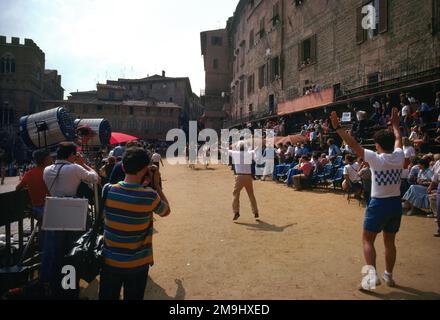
[{"x1": 0, "y1": 0, "x2": 238, "y2": 98}]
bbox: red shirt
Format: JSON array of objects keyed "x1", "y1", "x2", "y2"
[
  {"x1": 300, "y1": 161, "x2": 314, "y2": 177},
  {"x1": 21, "y1": 167, "x2": 49, "y2": 207}
]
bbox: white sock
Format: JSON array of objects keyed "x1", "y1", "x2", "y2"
[{"x1": 384, "y1": 271, "x2": 393, "y2": 277}]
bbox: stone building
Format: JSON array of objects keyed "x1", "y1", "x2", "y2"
[
  {"x1": 106, "y1": 72, "x2": 204, "y2": 133},
  {"x1": 200, "y1": 28, "x2": 232, "y2": 131},
  {"x1": 211, "y1": 0, "x2": 440, "y2": 129},
  {"x1": 43, "y1": 83, "x2": 182, "y2": 141},
  {"x1": 0, "y1": 36, "x2": 64, "y2": 129}
]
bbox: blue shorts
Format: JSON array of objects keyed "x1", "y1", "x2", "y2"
[{"x1": 364, "y1": 197, "x2": 403, "y2": 233}]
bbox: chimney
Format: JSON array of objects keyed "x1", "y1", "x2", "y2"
[{"x1": 162, "y1": 70, "x2": 166, "y2": 77}]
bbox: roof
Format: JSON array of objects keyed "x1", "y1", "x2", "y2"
[
  {"x1": 43, "y1": 99, "x2": 183, "y2": 109},
  {"x1": 97, "y1": 84, "x2": 124, "y2": 90}
]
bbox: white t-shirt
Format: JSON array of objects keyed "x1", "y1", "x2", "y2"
[
  {"x1": 229, "y1": 150, "x2": 255, "y2": 175},
  {"x1": 286, "y1": 146, "x2": 295, "y2": 157},
  {"x1": 44, "y1": 160, "x2": 99, "y2": 197},
  {"x1": 343, "y1": 165, "x2": 361, "y2": 183},
  {"x1": 364, "y1": 148, "x2": 405, "y2": 198},
  {"x1": 403, "y1": 146, "x2": 416, "y2": 159}
]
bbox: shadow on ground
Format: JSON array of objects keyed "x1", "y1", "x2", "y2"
[
  {"x1": 80, "y1": 278, "x2": 186, "y2": 300},
  {"x1": 144, "y1": 278, "x2": 186, "y2": 300},
  {"x1": 360, "y1": 285, "x2": 440, "y2": 300},
  {"x1": 234, "y1": 220, "x2": 297, "y2": 233}
]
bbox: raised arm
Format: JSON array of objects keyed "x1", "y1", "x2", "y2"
[
  {"x1": 330, "y1": 112, "x2": 365, "y2": 159},
  {"x1": 391, "y1": 107, "x2": 403, "y2": 150}
]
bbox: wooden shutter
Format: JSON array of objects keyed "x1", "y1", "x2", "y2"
[
  {"x1": 356, "y1": 5, "x2": 366, "y2": 44},
  {"x1": 310, "y1": 34, "x2": 317, "y2": 62},
  {"x1": 379, "y1": 0, "x2": 389, "y2": 33}
]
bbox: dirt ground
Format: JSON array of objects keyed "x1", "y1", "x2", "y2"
[{"x1": 78, "y1": 161, "x2": 438, "y2": 300}]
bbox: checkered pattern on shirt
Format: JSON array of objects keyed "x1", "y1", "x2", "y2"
[{"x1": 374, "y1": 169, "x2": 402, "y2": 186}]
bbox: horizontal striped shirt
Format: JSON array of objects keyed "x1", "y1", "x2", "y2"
[{"x1": 102, "y1": 182, "x2": 167, "y2": 273}]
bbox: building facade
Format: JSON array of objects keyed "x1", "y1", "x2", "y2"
[
  {"x1": 43, "y1": 83, "x2": 182, "y2": 141},
  {"x1": 106, "y1": 72, "x2": 204, "y2": 133},
  {"x1": 210, "y1": 0, "x2": 440, "y2": 128},
  {"x1": 0, "y1": 36, "x2": 64, "y2": 129},
  {"x1": 200, "y1": 29, "x2": 232, "y2": 131}
]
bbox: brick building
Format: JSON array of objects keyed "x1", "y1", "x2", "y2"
[
  {"x1": 0, "y1": 36, "x2": 64, "y2": 128},
  {"x1": 210, "y1": 0, "x2": 440, "y2": 130},
  {"x1": 43, "y1": 83, "x2": 183, "y2": 141},
  {"x1": 106, "y1": 72, "x2": 204, "y2": 133},
  {"x1": 200, "y1": 29, "x2": 232, "y2": 131}
]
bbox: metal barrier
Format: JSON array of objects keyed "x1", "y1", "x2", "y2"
[{"x1": 0, "y1": 189, "x2": 38, "y2": 293}]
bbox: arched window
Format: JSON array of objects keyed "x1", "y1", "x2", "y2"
[{"x1": 1, "y1": 54, "x2": 16, "y2": 73}]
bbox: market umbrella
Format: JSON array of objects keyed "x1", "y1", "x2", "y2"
[{"x1": 110, "y1": 132, "x2": 139, "y2": 145}]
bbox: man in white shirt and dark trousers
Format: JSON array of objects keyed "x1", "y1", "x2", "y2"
[
  {"x1": 331, "y1": 108, "x2": 404, "y2": 291},
  {"x1": 42, "y1": 142, "x2": 99, "y2": 299},
  {"x1": 228, "y1": 141, "x2": 260, "y2": 221}
]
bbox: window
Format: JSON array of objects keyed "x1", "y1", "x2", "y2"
[
  {"x1": 269, "y1": 95, "x2": 275, "y2": 114},
  {"x1": 367, "y1": 72, "x2": 380, "y2": 88},
  {"x1": 0, "y1": 55, "x2": 16, "y2": 74},
  {"x1": 239, "y1": 79, "x2": 245, "y2": 101},
  {"x1": 213, "y1": 58, "x2": 219, "y2": 70},
  {"x1": 240, "y1": 41, "x2": 246, "y2": 67},
  {"x1": 129, "y1": 106, "x2": 134, "y2": 115},
  {"x1": 249, "y1": 0, "x2": 255, "y2": 8},
  {"x1": 249, "y1": 30, "x2": 254, "y2": 49},
  {"x1": 258, "y1": 64, "x2": 268, "y2": 89},
  {"x1": 169, "y1": 97, "x2": 173, "y2": 102},
  {"x1": 83, "y1": 105, "x2": 88, "y2": 114},
  {"x1": 247, "y1": 74, "x2": 255, "y2": 95},
  {"x1": 211, "y1": 36, "x2": 223, "y2": 46},
  {"x1": 434, "y1": 0, "x2": 440, "y2": 34},
  {"x1": 271, "y1": 56, "x2": 280, "y2": 82},
  {"x1": 298, "y1": 35, "x2": 317, "y2": 68},
  {"x1": 97, "y1": 105, "x2": 103, "y2": 111},
  {"x1": 249, "y1": 104, "x2": 253, "y2": 114},
  {"x1": 272, "y1": 2, "x2": 280, "y2": 26},
  {"x1": 259, "y1": 17, "x2": 266, "y2": 38},
  {"x1": 115, "y1": 105, "x2": 120, "y2": 113},
  {"x1": 356, "y1": 0, "x2": 388, "y2": 44}
]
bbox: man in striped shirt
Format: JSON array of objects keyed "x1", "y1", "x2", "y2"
[{"x1": 99, "y1": 147, "x2": 170, "y2": 300}]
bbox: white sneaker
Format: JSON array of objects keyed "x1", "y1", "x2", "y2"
[
  {"x1": 382, "y1": 273, "x2": 396, "y2": 287},
  {"x1": 359, "y1": 273, "x2": 381, "y2": 291}
]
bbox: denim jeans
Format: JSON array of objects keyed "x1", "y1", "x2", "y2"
[{"x1": 99, "y1": 266, "x2": 149, "y2": 300}]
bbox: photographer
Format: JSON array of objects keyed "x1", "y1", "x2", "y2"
[
  {"x1": 99, "y1": 147, "x2": 170, "y2": 300},
  {"x1": 42, "y1": 142, "x2": 99, "y2": 299}
]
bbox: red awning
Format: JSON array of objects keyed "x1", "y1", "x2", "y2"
[
  {"x1": 277, "y1": 88, "x2": 335, "y2": 116},
  {"x1": 110, "y1": 132, "x2": 139, "y2": 145}
]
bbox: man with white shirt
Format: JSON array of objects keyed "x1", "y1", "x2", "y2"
[
  {"x1": 331, "y1": 108, "x2": 404, "y2": 291},
  {"x1": 42, "y1": 142, "x2": 99, "y2": 298},
  {"x1": 228, "y1": 141, "x2": 259, "y2": 221}
]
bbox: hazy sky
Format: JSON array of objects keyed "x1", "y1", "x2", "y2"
[{"x1": 0, "y1": 0, "x2": 238, "y2": 98}]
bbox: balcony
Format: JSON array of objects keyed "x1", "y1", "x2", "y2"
[{"x1": 337, "y1": 56, "x2": 440, "y2": 100}]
